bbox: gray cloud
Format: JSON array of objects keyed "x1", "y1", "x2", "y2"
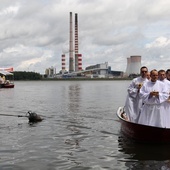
[{"x1": 0, "y1": 0, "x2": 170, "y2": 73}]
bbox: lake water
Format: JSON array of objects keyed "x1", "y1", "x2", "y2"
[{"x1": 0, "y1": 80, "x2": 170, "y2": 170}]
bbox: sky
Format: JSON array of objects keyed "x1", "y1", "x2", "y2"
[{"x1": 1, "y1": 0, "x2": 170, "y2": 74}]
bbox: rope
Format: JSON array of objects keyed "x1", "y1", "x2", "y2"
[
  {"x1": 0, "y1": 111, "x2": 43, "y2": 122},
  {"x1": 0, "y1": 113, "x2": 28, "y2": 117}
]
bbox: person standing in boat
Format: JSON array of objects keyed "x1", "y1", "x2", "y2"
[
  {"x1": 158, "y1": 69, "x2": 167, "y2": 82},
  {"x1": 138, "y1": 69, "x2": 169, "y2": 128},
  {"x1": 166, "y1": 69, "x2": 170, "y2": 81},
  {"x1": 124, "y1": 66, "x2": 149, "y2": 122},
  {"x1": 146, "y1": 72, "x2": 151, "y2": 80},
  {"x1": 162, "y1": 69, "x2": 170, "y2": 128}
]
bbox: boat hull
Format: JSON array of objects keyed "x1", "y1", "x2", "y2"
[
  {"x1": 0, "y1": 83, "x2": 14, "y2": 88},
  {"x1": 3, "y1": 84, "x2": 14, "y2": 88},
  {"x1": 117, "y1": 107, "x2": 170, "y2": 143}
]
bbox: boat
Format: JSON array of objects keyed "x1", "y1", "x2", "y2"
[
  {"x1": 0, "y1": 70, "x2": 14, "y2": 88},
  {"x1": 3, "y1": 82, "x2": 14, "y2": 88},
  {"x1": 117, "y1": 106, "x2": 170, "y2": 143}
]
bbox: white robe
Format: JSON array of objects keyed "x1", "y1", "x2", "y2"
[
  {"x1": 161, "y1": 79, "x2": 170, "y2": 128},
  {"x1": 124, "y1": 76, "x2": 148, "y2": 123},
  {"x1": 138, "y1": 80, "x2": 169, "y2": 128}
]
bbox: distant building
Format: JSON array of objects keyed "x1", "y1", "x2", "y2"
[
  {"x1": 85, "y1": 62, "x2": 108, "y2": 78},
  {"x1": 45, "y1": 66, "x2": 56, "y2": 78},
  {"x1": 84, "y1": 62, "x2": 123, "y2": 78}
]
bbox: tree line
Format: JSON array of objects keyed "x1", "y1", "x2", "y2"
[{"x1": 13, "y1": 71, "x2": 42, "y2": 80}]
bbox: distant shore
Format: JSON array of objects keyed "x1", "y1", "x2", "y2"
[{"x1": 40, "y1": 77, "x2": 132, "y2": 81}]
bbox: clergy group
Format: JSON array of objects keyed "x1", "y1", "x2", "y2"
[{"x1": 125, "y1": 67, "x2": 170, "y2": 128}]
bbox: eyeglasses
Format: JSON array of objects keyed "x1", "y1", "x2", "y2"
[{"x1": 141, "y1": 71, "x2": 147, "y2": 73}]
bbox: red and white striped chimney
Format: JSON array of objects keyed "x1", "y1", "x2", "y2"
[
  {"x1": 69, "y1": 12, "x2": 74, "y2": 72},
  {"x1": 74, "y1": 13, "x2": 83, "y2": 71},
  {"x1": 75, "y1": 13, "x2": 79, "y2": 71},
  {"x1": 78, "y1": 54, "x2": 82, "y2": 71},
  {"x1": 75, "y1": 13, "x2": 78, "y2": 54},
  {"x1": 61, "y1": 54, "x2": 66, "y2": 73}
]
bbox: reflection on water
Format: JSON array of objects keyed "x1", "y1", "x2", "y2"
[
  {"x1": 118, "y1": 132, "x2": 170, "y2": 169},
  {"x1": 68, "y1": 84, "x2": 81, "y2": 113}
]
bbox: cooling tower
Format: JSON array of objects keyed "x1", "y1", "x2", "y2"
[
  {"x1": 125, "y1": 58, "x2": 131, "y2": 75},
  {"x1": 69, "y1": 12, "x2": 74, "y2": 72},
  {"x1": 126, "y1": 56, "x2": 141, "y2": 75},
  {"x1": 130, "y1": 56, "x2": 141, "y2": 74}
]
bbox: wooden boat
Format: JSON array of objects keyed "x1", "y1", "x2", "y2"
[
  {"x1": 3, "y1": 83, "x2": 14, "y2": 88},
  {"x1": 117, "y1": 106, "x2": 170, "y2": 143},
  {"x1": 0, "y1": 70, "x2": 14, "y2": 88}
]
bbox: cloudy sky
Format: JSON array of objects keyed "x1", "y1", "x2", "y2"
[{"x1": 0, "y1": 0, "x2": 170, "y2": 74}]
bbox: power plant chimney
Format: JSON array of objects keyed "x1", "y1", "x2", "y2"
[
  {"x1": 69, "y1": 12, "x2": 74, "y2": 72},
  {"x1": 75, "y1": 13, "x2": 78, "y2": 72},
  {"x1": 74, "y1": 13, "x2": 82, "y2": 71},
  {"x1": 75, "y1": 13, "x2": 78, "y2": 54}
]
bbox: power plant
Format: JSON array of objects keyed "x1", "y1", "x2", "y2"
[
  {"x1": 125, "y1": 56, "x2": 141, "y2": 76},
  {"x1": 61, "y1": 12, "x2": 82, "y2": 74},
  {"x1": 45, "y1": 12, "x2": 142, "y2": 79}
]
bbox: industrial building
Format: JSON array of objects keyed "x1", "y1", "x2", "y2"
[
  {"x1": 45, "y1": 66, "x2": 56, "y2": 78},
  {"x1": 85, "y1": 62, "x2": 109, "y2": 78},
  {"x1": 85, "y1": 62, "x2": 123, "y2": 78}
]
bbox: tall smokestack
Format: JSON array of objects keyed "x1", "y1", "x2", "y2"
[
  {"x1": 69, "y1": 12, "x2": 74, "y2": 72},
  {"x1": 75, "y1": 13, "x2": 79, "y2": 72},
  {"x1": 74, "y1": 13, "x2": 83, "y2": 71},
  {"x1": 75, "y1": 13, "x2": 78, "y2": 54}
]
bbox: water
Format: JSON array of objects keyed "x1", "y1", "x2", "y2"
[{"x1": 0, "y1": 80, "x2": 170, "y2": 170}]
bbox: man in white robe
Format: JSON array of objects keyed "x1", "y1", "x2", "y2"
[
  {"x1": 163, "y1": 69, "x2": 170, "y2": 128},
  {"x1": 138, "y1": 69, "x2": 169, "y2": 128},
  {"x1": 124, "y1": 66, "x2": 148, "y2": 122}
]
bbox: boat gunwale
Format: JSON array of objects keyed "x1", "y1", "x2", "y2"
[
  {"x1": 116, "y1": 106, "x2": 170, "y2": 130},
  {"x1": 116, "y1": 106, "x2": 170, "y2": 143}
]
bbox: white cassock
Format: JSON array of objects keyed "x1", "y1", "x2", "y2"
[
  {"x1": 138, "y1": 80, "x2": 169, "y2": 128},
  {"x1": 124, "y1": 76, "x2": 148, "y2": 123},
  {"x1": 162, "y1": 79, "x2": 170, "y2": 128}
]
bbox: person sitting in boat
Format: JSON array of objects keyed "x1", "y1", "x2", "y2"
[
  {"x1": 5, "y1": 80, "x2": 10, "y2": 85},
  {"x1": 138, "y1": 69, "x2": 169, "y2": 128},
  {"x1": 124, "y1": 66, "x2": 149, "y2": 122},
  {"x1": 0, "y1": 76, "x2": 4, "y2": 84}
]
